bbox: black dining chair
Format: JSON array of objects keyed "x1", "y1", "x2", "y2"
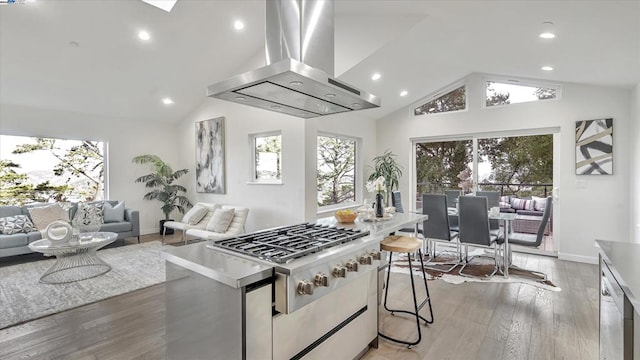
[
  {"x1": 444, "y1": 190, "x2": 460, "y2": 233},
  {"x1": 457, "y1": 196, "x2": 505, "y2": 279},
  {"x1": 392, "y1": 191, "x2": 423, "y2": 235},
  {"x1": 475, "y1": 190, "x2": 500, "y2": 232},
  {"x1": 421, "y1": 194, "x2": 460, "y2": 272},
  {"x1": 510, "y1": 197, "x2": 552, "y2": 248}
]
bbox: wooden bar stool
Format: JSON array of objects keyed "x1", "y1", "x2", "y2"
[{"x1": 379, "y1": 235, "x2": 434, "y2": 348}]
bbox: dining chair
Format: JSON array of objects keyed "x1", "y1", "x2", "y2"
[
  {"x1": 444, "y1": 190, "x2": 460, "y2": 233},
  {"x1": 457, "y1": 196, "x2": 505, "y2": 279},
  {"x1": 509, "y1": 196, "x2": 552, "y2": 248},
  {"x1": 421, "y1": 194, "x2": 460, "y2": 272},
  {"x1": 475, "y1": 191, "x2": 500, "y2": 232},
  {"x1": 392, "y1": 191, "x2": 423, "y2": 235}
]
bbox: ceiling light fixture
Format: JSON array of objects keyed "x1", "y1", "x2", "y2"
[
  {"x1": 234, "y1": 20, "x2": 245, "y2": 31},
  {"x1": 69, "y1": 41, "x2": 80, "y2": 47},
  {"x1": 400, "y1": 90, "x2": 408, "y2": 97},
  {"x1": 138, "y1": 30, "x2": 151, "y2": 41},
  {"x1": 541, "y1": 66, "x2": 554, "y2": 71},
  {"x1": 371, "y1": 73, "x2": 381, "y2": 81},
  {"x1": 539, "y1": 21, "x2": 556, "y2": 39},
  {"x1": 162, "y1": 98, "x2": 174, "y2": 105}
]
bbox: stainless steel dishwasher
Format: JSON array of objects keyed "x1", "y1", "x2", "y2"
[{"x1": 600, "y1": 255, "x2": 634, "y2": 360}]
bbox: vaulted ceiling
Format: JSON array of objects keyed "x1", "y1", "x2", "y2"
[{"x1": 1, "y1": 0, "x2": 639, "y2": 124}]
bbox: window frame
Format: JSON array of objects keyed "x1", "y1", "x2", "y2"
[
  {"x1": 482, "y1": 75, "x2": 562, "y2": 109},
  {"x1": 412, "y1": 79, "x2": 468, "y2": 117},
  {"x1": 248, "y1": 130, "x2": 283, "y2": 185},
  {"x1": 316, "y1": 132, "x2": 360, "y2": 211}
]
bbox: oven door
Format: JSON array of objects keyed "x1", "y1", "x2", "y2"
[{"x1": 600, "y1": 258, "x2": 633, "y2": 360}]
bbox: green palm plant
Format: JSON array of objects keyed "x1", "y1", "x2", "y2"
[
  {"x1": 133, "y1": 155, "x2": 192, "y2": 220},
  {"x1": 368, "y1": 150, "x2": 403, "y2": 206}
]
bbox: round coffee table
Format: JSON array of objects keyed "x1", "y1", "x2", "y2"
[{"x1": 28, "y1": 232, "x2": 118, "y2": 284}]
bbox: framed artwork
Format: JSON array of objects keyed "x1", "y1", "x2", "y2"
[
  {"x1": 195, "y1": 117, "x2": 225, "y2": 193},
  {"x1": 575, "y1": 118, "x2": 613, "y2": 175}
]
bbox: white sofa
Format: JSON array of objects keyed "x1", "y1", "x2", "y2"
[{"x1": 163, "y1": 203, "x2": 249, "y2": 244}]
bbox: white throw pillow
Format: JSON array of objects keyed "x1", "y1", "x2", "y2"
[
  {"x1": 73, "y1": 202, "x2": 104, "y2": 226},
  {"x1": 103, "y1": 201, "x2": 125, "y2": 223},
  {"x1": 532, "y1": 196, "x2": 547, "y2": 212},
  {"x1": 28, "y1": 204, "x2": 70, "y2": 230},
  {"x1": 206, "y1": 208, "x2": 235, "y2": 233},
  {"x1": 182, "y1": 204, "x2": 209, "y2": 225}
]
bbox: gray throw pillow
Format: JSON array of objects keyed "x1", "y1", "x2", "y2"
[
  {"x1": 181, "y1": 204, "x2": 209, "y2": 225},
  {"x1": 205, "y1": 208, "x2": 235, "y2": 233},
  {"x1": 103, "y1": 201, "x2": 125, "y2": 223},
  {"x1": 0, "y1": 215, "x2": 35, "y2": 235}
]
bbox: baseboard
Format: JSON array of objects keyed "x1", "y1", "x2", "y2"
[{"x1": 557, "y1": 252, "x2": 598, "y2": 264}]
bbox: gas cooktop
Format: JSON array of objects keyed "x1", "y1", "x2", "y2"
[{"x1": 209, "y1": 223, "x2": 370, "y2": 264}]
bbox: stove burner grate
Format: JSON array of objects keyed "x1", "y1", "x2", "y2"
[{"x1": 210, "y1": 223, "x2": 370, "y2": 263}]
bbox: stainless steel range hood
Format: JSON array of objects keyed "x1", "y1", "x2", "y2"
[{"x1": 206, "y1": 0, "x2": 380, "y2": 118}]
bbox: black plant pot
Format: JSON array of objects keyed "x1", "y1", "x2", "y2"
[{"x1": 160, "y1": 219, "x2": 174, "y2": 235}]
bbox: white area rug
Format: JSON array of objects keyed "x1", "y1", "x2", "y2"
[
  {"x1": 0, "y1": 241, "x2": 166, "y2": 329},
  {"x1": 389, "y1": 251, "x2": 561, "y2": 292}
]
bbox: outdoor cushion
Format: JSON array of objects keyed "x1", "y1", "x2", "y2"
[
  {"x1": 103, "y1": 201, "x2": 125, "y2": 223},
  {"x1": 516, "y1": 209, "x2": 543, "y2": 216},
  {"x1": 532, "y1": 196, "x2": 547, "y2": 212},
  {"x1": 510, "y1": 198, "x2": 534, "y2": 211}
]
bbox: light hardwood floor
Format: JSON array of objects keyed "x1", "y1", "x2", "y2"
[{"x1": 0, "y1": 234, "x2": 599, "y2": 360}]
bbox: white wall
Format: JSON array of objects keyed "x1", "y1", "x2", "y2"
[
  {"x1": 177, "y1": 98, "x2": 378, "y2": 232},
  {"x1": 0, "y1": 104, "x2": 180, "y2": 235},
  {"x1": 376, "y1": 73, "x2": 632, "y2": 263},
  {"x1": 631, "y1": 83, "x2": 640, "y2": 243}
]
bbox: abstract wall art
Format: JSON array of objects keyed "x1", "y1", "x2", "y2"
[
  {"x1": 575, "y1": 118, "x2": 613, "y2": 175},
  {"x1": 195, "y1": 117, "x2": 225, "y2": 193}
]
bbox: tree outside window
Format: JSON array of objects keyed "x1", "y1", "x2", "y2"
[
  {"x1": 317, "y1": 135, "x2": 356, "y2": 207},
  {"x1": 0, "y1": 135, "x2": 104, "y2": 205},
  {"x1": 414, "y1": 85, "x2": 466, "y2": 116},
  {"x1": 254, "y1": 133, "x2": 282, "y2": 182}
]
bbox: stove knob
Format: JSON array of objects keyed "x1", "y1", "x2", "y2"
[
  {"x1": 314, "y1": 272, "x2": 329, "y2": 287},
  {"x1": 369, "y1": 250, "x2": 381, "y2": 260},
  {"x1": 297, "y1": 280, "x2": 314, "y2": 295},
  {"x1": 346, "y1": 260, "x2": 359, "y2": 272},
  {"x1": 359, "y1": 255, "x2": 372, "y2": 265},
  {"x1": 332, "y1": 265, "x2": 347, "y2": 278}
]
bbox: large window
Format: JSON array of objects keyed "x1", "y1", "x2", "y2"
[
  {"x1": 317, "y1": 135, "x2": 356, "y2": 207},
  {"x1": 415, "y1": 140, "x2": 472, "y2": 196},
  {"x1": 485, "y1": 80, "x2": 559, "y2": 107},
  {"x1": 414, "y1": 85, "x2": 466, "y2": 116},
  {"x1": 0, "y1": 135, "x2": 105, "y2": 205},
  {"x1": 252, "y1": 132, "x2": 282, "y2": 183}
]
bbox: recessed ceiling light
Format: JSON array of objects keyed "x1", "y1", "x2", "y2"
[
  {"x1": 541, "y1": 66, "x2": 554, "y2": 71},
  {"x1": 271, "y1": 105, "x2": 281, "y2": 110},
  {"x1": 371, "y1": 73, "x2": 381, "y2": 81},
  {"x1": 234, "y1": 20, "x2": 245, "y2": 31},
  {"x1": 69, "y1": 41, "x2": 80, "y2": 47},
  {"x1": 235, "y1": 96, "x2": 246, "y2": 101},
  {"x1": 138, "y1": 30, "x2": 151, "y2": 41},
  {"x1": 290, "y1": 81, "x2": 303, "y2": 86},
  {"x1": 400, "y1": 90, "x2": 408, "y2": 97},
  {"x1": 352, "y1": 103, "x2": 362, "y2": 108},
  {"x1": 162, "y1": 98, "x2": 174, "y2": 105},
  {"x1": 539, "y1": 22, "x2": 556, "y2": 39},
  {"x1": 325, "y1": 93, "x2": 336, "y2": 98}
]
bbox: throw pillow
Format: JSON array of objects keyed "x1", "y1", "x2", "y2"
[
  {"x1": 206, "y1": 208, "x2": 235, "y2": 233},
  {"x1": 532, "y1": 196, "x2": 547, "y2": 212},
  {"x1": 28, "y1": 204, "x2": 70, "y2": 230},
  {"x1": 73, "y1": 202, "x2": 104, "y2": 226},
  {"x1": 181, "y1": 204, "x2": 209, "y2": 225},
  {"x1": 103, "y1": 201, "x2": 125, "y2": 223},
  {"x1": 500, "y1": 195, "x2": 511, "y2": 204},
  {"x1": 510, "y1": 198, "x2": 534, "y2": 211},
  {"x1": 0, "y1": 215, "x2": 34, "y2": 235}
]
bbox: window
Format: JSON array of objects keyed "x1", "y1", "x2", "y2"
[
  {"x1": 414, "y1": 85, "x2": 466, "y2": 116},
  {"x1": 252, "y1": 132, "x2": 282, "y2": 182},
  {"x1": 0, "y1": 135, "x2": 105, "y2": 205},
  {"x1": 485, "y1": 80, "x2": 559, "y2": 107},
  {"x1": 415, "y1": 140, "x2": 473, "y2": 196},
  {"x1": 317, "y1": 135, "x2": 356, "y2": 207}
]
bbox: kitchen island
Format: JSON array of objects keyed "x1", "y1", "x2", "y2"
[
  {"x1": 596, "y1": 240, "x2": 640, "y2": 360},
  {"x1": 162, "y1": 213, "x2": 426, "y2": 360}
]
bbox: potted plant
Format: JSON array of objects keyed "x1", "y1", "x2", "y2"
[
  {"x1": 133, "y1": 154, "x2": 192, "y2": 234},
  {"x1": 368, "y1": 150, "x2": 403, "y2": 207}
]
